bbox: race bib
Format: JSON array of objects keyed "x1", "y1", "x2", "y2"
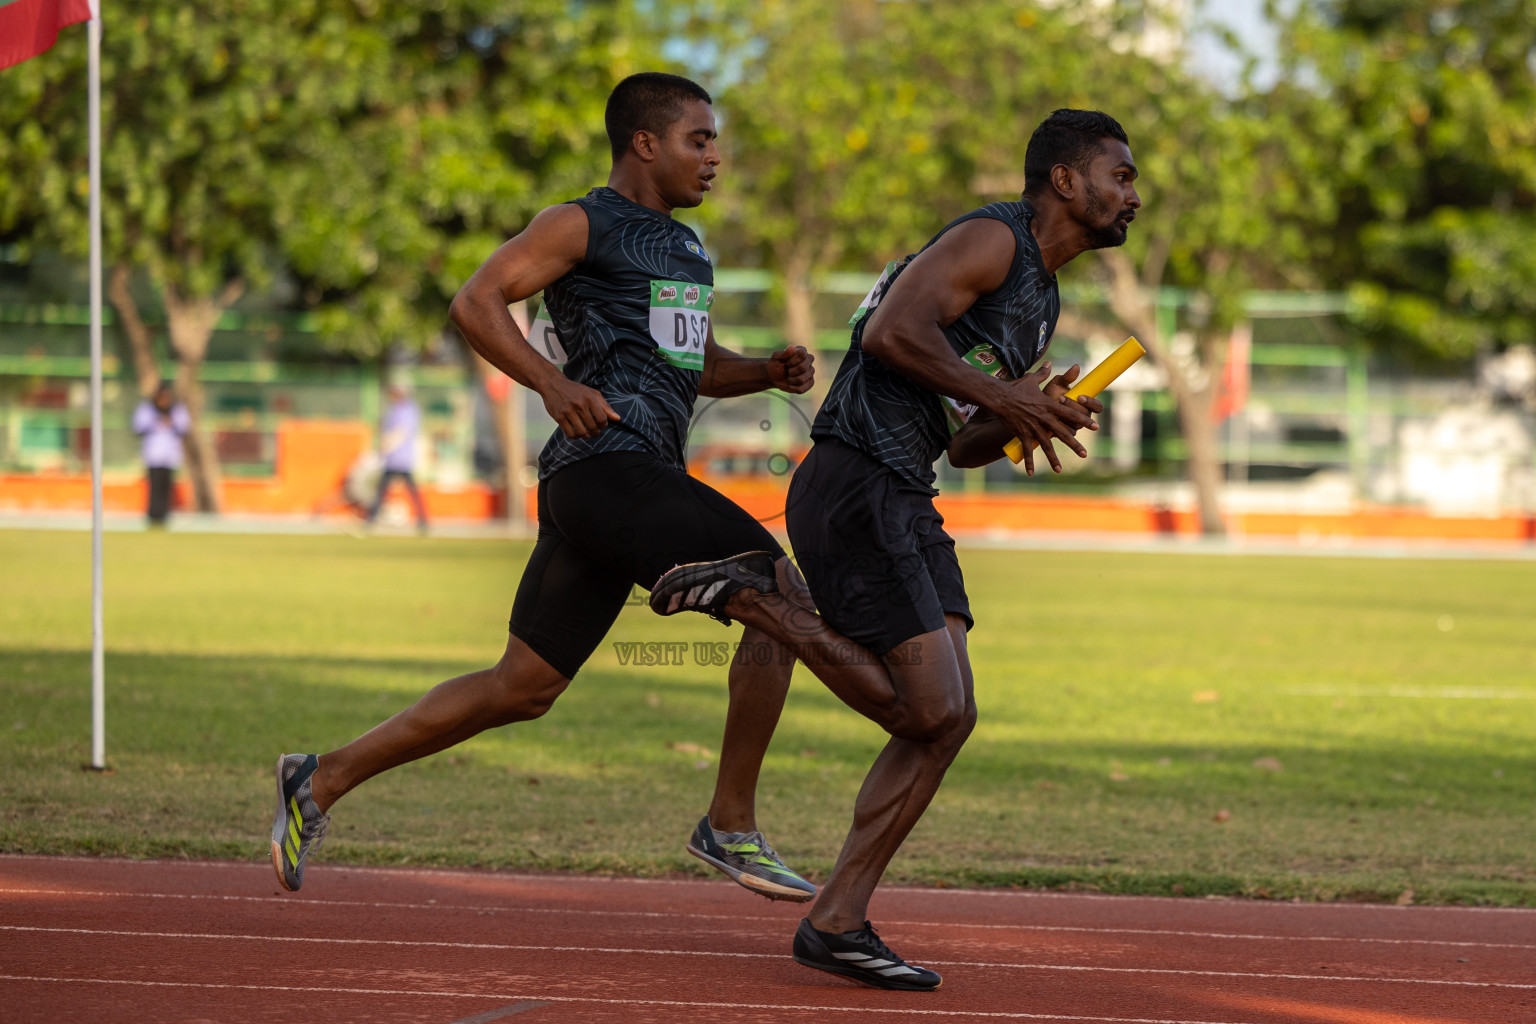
[
  {"x1": 650, "y1": 280, "x2": 713, "y2": 371},
  {"x1": 944, "y1": 343, "x2": 1013, "y2": 434},
  {"x1": 525, "y1": 312, "x2": 568, "y2": 368}
]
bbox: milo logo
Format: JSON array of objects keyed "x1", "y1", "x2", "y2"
[
  {"x1": 684, "y1": 285, "x2": 701, "y2": 306},
  {"x1": 657, "y1": 286, "x2": 678, "y2": 302},
  {"x1": 963, "y1": 343, "x2": 1011, "y2": 380}
]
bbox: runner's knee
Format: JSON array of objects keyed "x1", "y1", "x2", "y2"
[
  {"x1": 486, "y1": 653, "x2": 570, "y2": 722},
  {"x1": 890, "y1": 693, "x2": 970, "y2": 745}
]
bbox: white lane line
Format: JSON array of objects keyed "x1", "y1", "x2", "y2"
[
  {"x1": 3, "y1": 887, "x2": 1530, "y2": 951},
  {"x1": 0, "y1": 974, "x2": 1282, "y2": 1023},
  {"x1": 892, "y1": 887, "x2": 1536, "y2": 915},
  {"x1": 5, "y1": 925, "x2": 1532, "y2": 990},
  {"x1": 4, "y1": 856, "x2": 1534, "y2": 915}
]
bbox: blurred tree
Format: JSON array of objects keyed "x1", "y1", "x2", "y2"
[
  {"x1": 0, "y1": 1, "x2": 638, "y2": 511},
  {"x1": 279, "y1": 2, "x2": 643, "y2": 355},
  {"x1": 691, "y1": 0, "x2": 1025, "y2": 350},
  {"x1": 1272, "y1": 0, "x2": 1536, "y2": 359}
]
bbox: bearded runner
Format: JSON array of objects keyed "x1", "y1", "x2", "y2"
[{"x1": 656, "y1": 109, "x2": 1139, "y2": 992}]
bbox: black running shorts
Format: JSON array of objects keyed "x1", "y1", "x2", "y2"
[
  {"x1": 785, "y1": 438, "x2": 972, "y2": 656},
  {"x1": 508, "y1": 451, "x2": 786, "y2": 679}
]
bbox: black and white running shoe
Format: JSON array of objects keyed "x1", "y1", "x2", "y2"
[
  {"x1": 648, "y1": 551, "x2": 778, "y2": 626},
  {"x1": 792, "y1": 917, "x2": 942, "y2": 991}
]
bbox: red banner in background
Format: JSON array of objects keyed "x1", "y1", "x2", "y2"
[
  {"x1": 0, "y1": 0, "x2": 92, "y2": 70},
  {"x1": 1210, "y1": 322, "x2": 1252, "y2": 423}
]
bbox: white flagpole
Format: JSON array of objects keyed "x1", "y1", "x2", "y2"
[{"x1": 88, "y1": 0, "x2": 106, "y2": 770}]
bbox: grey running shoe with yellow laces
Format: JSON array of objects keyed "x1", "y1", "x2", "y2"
[
  {"x1": 686, "y1": 814, "x2": 816, "y2": 902},
  {"x1": 270, "y1": 753, "x2": 331, "y2": 892}
]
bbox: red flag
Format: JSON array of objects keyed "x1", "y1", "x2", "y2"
[
  {"x1": 0, "y1": 0, "x2": 92, "y2": 70},
  {"x1": 1210, "y1": 323, "x2": 1252, "y2": 423}
]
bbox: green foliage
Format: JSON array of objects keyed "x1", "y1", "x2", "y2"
[
  {"x1": 3, "y1": 3, "x2": 362, "y2": 298},
  {"x1": 277, "y1": 1, "x2": 648, "y2": 354},
  {"x1": 3, "y1": 529, "x2": 1533, "y2": 904},
  {"x1": 4, "y1": 0, "x2": 1530, "y2": 365},
  {"x1": 0, "y1": 1, "x2": 646, "y2": 354},
  {"x1": 697, "y1": 0, "x2": 991, "y2": 272},
  {"x1": 1274, "y1": 0, "x2": 1536, "y2": 357}
]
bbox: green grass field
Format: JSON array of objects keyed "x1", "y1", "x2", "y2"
[{"x1": 2, "y1": 529, "x2": 1532, "y2": 905}]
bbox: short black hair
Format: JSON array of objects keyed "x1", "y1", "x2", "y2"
[
  {"x1": 605, "y1": 72, "x2": 712, "y2": 160},
  {"x1": 1023, "y1": 109, "x2": 1129, "y2": 197}
]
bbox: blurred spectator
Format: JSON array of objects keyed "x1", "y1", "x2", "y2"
[
  {"x1": 367, "y1": 383, "x2": 429, "y2": 532},
  {"x1": 131, "y1": 381, "x2": 190, "y2": 527}
]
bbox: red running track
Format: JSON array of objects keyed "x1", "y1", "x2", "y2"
[{"x1": 1, "y1": 855, "x2": 1532, "y2": 1024}]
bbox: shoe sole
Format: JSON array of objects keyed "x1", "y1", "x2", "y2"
[
  {"x1": 650, "y1": 553, "x2": 777, "y2": 617},
  {"x1": 650, "y1": 562, "x2": 735, "y2": 617},
  {"x1": 792, "y1": 954, "x2": 942, "y2": 992},
  {"x1": 270, "y1": 754, "x2": 297, "y2": 893},
  {"x1": 686, "y1": 843, "x2": 815, "y2": 903}
]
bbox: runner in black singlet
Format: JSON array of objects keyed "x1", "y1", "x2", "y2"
[
  {"x1": 268, "y1": 73, "x2": 823, "y2": 906},
  {"x1": 653, "y1": 109, "x2": 1143, "y2": 991}
]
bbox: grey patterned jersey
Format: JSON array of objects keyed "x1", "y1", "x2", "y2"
[
  {"x1": 536, "y1": 187, "x2": 715, "y2": 479},
  {"x1": 811, "y1": 199, "x2": 1060, "y2": 492}
]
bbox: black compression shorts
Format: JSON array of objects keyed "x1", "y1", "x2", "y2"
[
  {"x1": 786, "y1": 438, "x2": 972, "y2": 656},
  {"x1": 508, "y1": 451, "x2": 786, "y2": 679}
]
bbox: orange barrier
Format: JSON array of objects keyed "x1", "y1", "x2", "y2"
[
  {"x1": 1, "y1": 430, "x2": 1532, "y2": 543},
  {"x1": 694, "y1": 478, "x2": 1535, "y2": 544},
  {"x1": 929, "y1": 492, "x2": 1536, "y2": 543},
  {"x1": 0, "y1": 419, "x2": 498, "y2": 521}
]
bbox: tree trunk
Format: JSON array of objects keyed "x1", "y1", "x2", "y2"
[
  {"x1": 1099, "y1": 249, "x2": 1227, "y2": 535},
  {"x1": 107, "y1": 265, "x2": 161, "y2": 398},
  {"x1": 163, "y1": 279, "x2": 244, "y2": 514},
  {"x1": 1163, "y1": 359, "x2": 1227, "y2": 535},
  {"x1": 781, "y1": 248, "x2": 817, "y2": 353}
]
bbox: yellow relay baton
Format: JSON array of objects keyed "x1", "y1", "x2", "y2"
[{"x1": 1002, "y1": 337, "x2": 1146, "y2": 465}]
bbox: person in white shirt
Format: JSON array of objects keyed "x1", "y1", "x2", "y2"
[{"x1": 131, "y1": 381, "x2": 191, "y2": 526}]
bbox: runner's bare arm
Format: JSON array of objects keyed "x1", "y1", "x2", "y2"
[
  {"x1": 861, "y1": 219, "x2": 1095, "y2": 474},
  {"x1": 449, "y1": 204, "x2": 620, "y2": 440},
  {"x1": 948, "y1": 364, "x2": 1101, "y2": 468},
  {"x1": 700, "y1": 326, "x2": 814, "y2": 397},
  {"x1": 947, "y1": 368, "x2": 1049, "y2": 469}
]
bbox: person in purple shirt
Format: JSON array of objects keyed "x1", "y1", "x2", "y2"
[
  {"x1": 366, "y1": 383, "x2": 429, "y2": 532},
  {"x1": 131, "y1": 381, "x2": 191, "y2": 527}
]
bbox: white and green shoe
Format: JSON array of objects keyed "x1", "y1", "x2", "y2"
[
  {"x1": 686, "y1": 814, "x2": 816, "y2": 902},
  {"x1": 270, "y1": 753, "x2": 331, "y2": 892}
]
